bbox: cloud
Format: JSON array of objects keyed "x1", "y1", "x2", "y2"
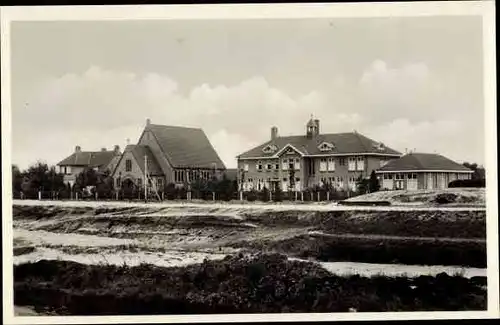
[
  {"x1": 12, "y1": 61, "x2": 484, "y2": 170},
  {"x1": 365, "y1": 118, "x2": 481, "y2": 164},
  {"x1": 13, "y1": 67, "x2": 330, "y2": 169}
]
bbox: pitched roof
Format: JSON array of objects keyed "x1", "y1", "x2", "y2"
[
  {"x1": 237, "y1": 132, "x2": 401, "y2": 158},
  {"x1": 125, "y1": 144, "x2": 163, "y2": 175},
  {"x1": 146, "y1": 124, "x2": 226, "y2": 169},
  {"x1": 376, "y1": 153, "x2": 473, "y2": 172},
  {"x1": 58, "y1": 151, "x2": 117, "y2": 171}
]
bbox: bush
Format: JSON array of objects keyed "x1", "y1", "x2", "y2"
[
  {"x1": 14, "y1": 255, "x2": 486, "y2": 314},
  {"x1": 433, "y1": 193, "x2": 458, "y2": 204},
  {"x1": 448, "y1": 179, "x2": 485, "y2": 188}
]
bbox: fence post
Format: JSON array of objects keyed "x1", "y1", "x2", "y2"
[
  {"x1": 213, "y1": 192, "x2": 215, "y2": 201},
  {"x1": 269, "y1": 190, "x2": 272, "y2": 202},
  {"x1": 95, "y1": 192, "x2": 98, "y2": 201},
  {"x1": 116, "y1": 191, "x2": 119, "y2": 200},
  {"x1": 327, "y1": 191, "x2": 330, "y2": 201},
  {"x1": 295, "y1": 191, "x2": 298, "y2": 201},
  {"x1": 76, "y1": 192, "x2": 79, "y2": 200},
  {"x1": 317, "y1": 192, "x2": 320, "y2": 202},
  {"x1": 162, "y1": 192, "x2": 165, "y2": 201},
  {"x1": 239, "y1": 191, "x2": 243, "y2": 201},
  {"x1": 38, "y1": 191, "x2": 41, "y2": 200},
  {"x1": 310, "y1": 192, "x2": 313, "y2": 201},
  {"x1": 301, "y1": 192, "x2": 304, "y2": 201}
]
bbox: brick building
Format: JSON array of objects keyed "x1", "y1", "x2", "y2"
[
  {"x1": 111, "y1": 119, "x2": 226, "y2": 193},
  {"x1": 376, "y1": 152, "x2": 473, "y2": 190},
  {"x1": 236, "y1": 117, "x2": 402, "y2": 192},
  {"x1": 57, "y1": 145, "x2": 121, "y2": 188}
]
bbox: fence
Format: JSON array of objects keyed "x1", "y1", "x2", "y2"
[{"x1": 12, "y1": 188, "x2": 354, "y2": 203}]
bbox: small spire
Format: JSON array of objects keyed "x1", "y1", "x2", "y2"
[{"x1": 126, "y1": 138, "x2": 130, "y2": 145}]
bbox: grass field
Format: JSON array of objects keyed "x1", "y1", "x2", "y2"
[
  {"x1": 14, "y1": 255, "x2": 486, "y2": 314},
  {"x1": 11, "y1": 199, "x2": 487, "y2": 314}
]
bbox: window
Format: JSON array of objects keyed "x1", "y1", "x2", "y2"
[
  {"x1": 348, "y1": 157, "x2": 356, "y2": 171},
  {"x1": 339, "y1": 158, "x2": 346, "y2": 166},
  {"x1": 125, "y1": 159, "x2": 132, "y2": 172},
  {"x1": 282, "y1": 159, "x2": 289, "y2": 170},
  {"x1": 157, "y1": 178, "x2": 163, "y2": 189},
  {"x1": 408, "y1": 173, "x2": 417, "y2": 180},
  {"x1": 275, "y1": 163, "x2": 280, "y2": 170},
  {"x1": 243, "y1": 164, "x2": 249, "y2": 172},
  {"x1": 319, "y1": 158, "x2": 327, "y2": 172},
  {"x1": 116, "y1": 178, "x2": 120, "y2": 187},
  {"x1": 257, "y1": 161, "x2": 263, "y2": 171},
  {"x1": 283, "y1": 177, "x2": 288, "y2": 182},
  {"x1": 356, "y1": 156, "x2": 365, "y2": 171},
  {"x1": 395, "y1": 173, "x2": 404, "y2": 180},
  {"x1": 294, "y1": 158, "x2": 300, "y2": 170},
  {"x1": 327, "y1": 158, "x2": 335, "y2": 171},
  {"x1": 137, "y1": 178, "x2": 143, "y2": 188},
  {"x1": 266, "y1": 163, "x2": 272, "y2": 171}
]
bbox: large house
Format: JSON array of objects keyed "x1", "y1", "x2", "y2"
[
  {"x1": 236, "y1": 117, "x2": 402, "y2": 192},
  {"x1": 376, "y1": 152, "x2": 473, "y2": 190},
  {"x1": 57, "y1": 145, "x2": 122, "y2": 188},
  {"x1": 111, "y1": 119, "x2": 226, "y2": 192}
]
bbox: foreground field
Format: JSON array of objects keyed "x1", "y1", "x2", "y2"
[
  {"x1": 14, "y1": 254, "x2": 486, "y2": 314},
  {"x1": 12, "y1": 200, "x2": 487, "y2": 314}
]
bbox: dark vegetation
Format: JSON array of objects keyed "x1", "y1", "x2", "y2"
[
  {"x1": 13, "y1": 246, "x2": 36, "y2": 256},
  {"x1": 14, "y1": 255, "x2": 486, "y2": 315},
  {"x1": 448, "y1": 179, "x2": 486, "y2": 188},
  {"x1": 232, "y1": 235, "x2": 486, "y2": 268}
]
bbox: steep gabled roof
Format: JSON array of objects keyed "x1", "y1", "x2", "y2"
[
  {"x1": 237, "y1": 132, "x2": 401, "y2": 158},
  {"x1": 376, "y1": 153, "x2": 473, "y2": 172},
  {"x1": 58, "y1": 151, "x2": 117, "y2": 171},
  {"x1": 125, "y1": 145, "x2": 163, "y2": 176},
  {"x1": 146, "y1": 124, "x2": 226, "y2": 169}
]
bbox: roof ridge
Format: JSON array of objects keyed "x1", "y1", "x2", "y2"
[{"x1": 149, "y1": 123, "x2": 202, "y2": 131}]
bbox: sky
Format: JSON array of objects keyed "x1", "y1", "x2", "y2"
[{"x1": 10, "y1": 16, "x2": 485, "y2": 170}]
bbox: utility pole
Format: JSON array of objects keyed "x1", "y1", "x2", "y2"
[{"x1": 144, "y1": 155, "x2": 148, "y2": 202}]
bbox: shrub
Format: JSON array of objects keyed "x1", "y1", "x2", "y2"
[
  {"x1": 448, "y1": 179, "x2": 485, "y2": 188},
  {"x1": 433, "y1": 193, "x2": 458, "y2": 204}
]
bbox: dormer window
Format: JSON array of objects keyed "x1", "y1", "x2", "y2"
[
  {"x1": 262, "y1": 144, "x2": 278, "y2": 154},
  {"x1": 318, "y1": 142, "x2": 334, "y2": 152},
  {"x1": 373, "y1": 142, "x2": 386, "y2": 151}
]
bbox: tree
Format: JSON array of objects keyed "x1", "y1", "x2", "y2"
[
  {"x1": 261, "y1": 186, "x2": 270, "y2": 202},
  {"x1": 12, "y1": 165, "x2": 24, "y2": 196},
  {"x1": 368, "y1": 170, "x2": 381, "y2": 193},
  {"x1": 355, "y1": 175, "x2": 370, "y2": 195},
  {"x1": 274, "y1": 182, "x2": 283, "y2": 202},
  {"x1": 463, "y1": 162, "x2": 486, "y2": 180},
  {"x1": 95, "y1": 169, "x2": 115, "y2": 199},
  {"x1": 22, "y1": 161, "x2": 65, "y2": 198}
]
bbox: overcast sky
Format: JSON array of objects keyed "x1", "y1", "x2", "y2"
[{"x1": 10, "y1": 16, "x2": 484, "y2": 170}]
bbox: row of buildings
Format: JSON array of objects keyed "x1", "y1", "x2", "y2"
[{"x1": 57, "y1": 117, "x2": 473, "y2": 193}]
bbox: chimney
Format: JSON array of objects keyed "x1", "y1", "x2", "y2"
[
  {"x1": 101, "y1": 147, "x2": 107, "y2": 152},
  {"x1": 146, "y1": 118, "x2": 151, "y2": 126},
  {"x1": 114, "y1": 145, "x2": 120, "y2": 154},
  {"x1": 271, "y1": 126, "x2": 278, "y2": 141},
  {"x1": 75, "y1": 145, "x2": 81, "y2": 153},
  {"x1": 405, "y1": 148, "x2": 408, "y2": 154}
]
